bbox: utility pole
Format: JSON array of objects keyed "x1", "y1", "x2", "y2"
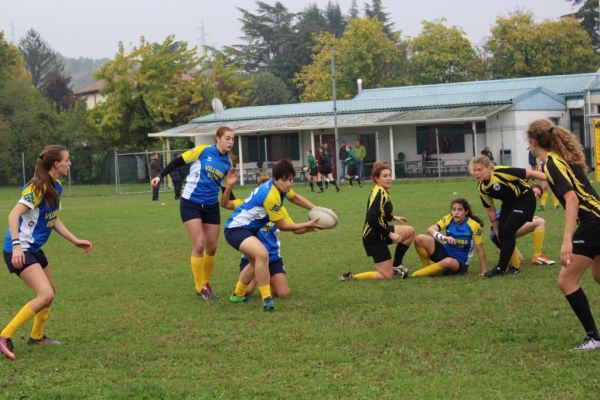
[{"x1": 331, "y1": 45, "x2": 341, "y2": 181}]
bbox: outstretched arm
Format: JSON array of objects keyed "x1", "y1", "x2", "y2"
[{"x1": 53, "y1": 217, "x2": 92, "y2": 252}]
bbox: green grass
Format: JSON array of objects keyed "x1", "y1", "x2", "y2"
[{"x1": 0, "y1": 179, "x2": 599, "y2": 399}]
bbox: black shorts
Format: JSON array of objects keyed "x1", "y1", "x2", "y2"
[
  {"x1": 240, "y1": 257, "x2": 286, "y2": 276},
  {"x1": 320, "y1": 167, "x2": 332, "y2": 175},
  {"x1": 309, "y1": 168, "x2": 318, "y2": 177},
  {"x1": 4, "y1": 249, "x2": 48, "y2": 276},
  {"x1": 429, "y1": 241, "x2": 468, "y2": 274},
  {"x1": 180, "y1": 198, "x2": 220, "y2": 224},
  {"x1": 347, "y1": 164, "x2": 358, "y2": 176},
  {"x1": 363, "y1": 237, "x2": 393, "y2": 264},
  {"x1": 572, "y1": 221, "x2": 600, "y2": 259}
]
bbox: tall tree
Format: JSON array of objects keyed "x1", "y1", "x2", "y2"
[
  {"x1": 485, "y1": 11, "x2": 599, "y2": 78},
  {"x1": 349, "y1": 0, "x2": 359, "y2": 18},
  {"x1": 42, "y1": 74, "x2": 75, "y2": 112},
  {"x1": 18, "y1": 29, "x2": 64, "y2": 89},
  {"x1": 0, "y1": 32, "x2": 29, "y2": 86},
  {"x1": 89, "y1": 36, "x2": 200, "y2": 148},
  {"x1": 249, "y1": 71, "x2": 291, "y2": 105},
  {"x1": 295, "y1": 17, "x2": 406, "y2": 101},
  {"x1": 568, "y1": 0, "x2": 600, "y2": 50},
  {"x1": 407, "y1": 19, "x2": 484, "y2": 84},
  {"x1": 325, "y1": 1, "x2": 347, "y2": 37},
  {"x1": 365, "y1": 0, "x2": 394, "y2": 36}
]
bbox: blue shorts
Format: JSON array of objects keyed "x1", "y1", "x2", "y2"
[
  {"x1": 4, "y1": 249, "x2": 48, "y2": 276},
  {"x1": 225, "y1": 227, "x2": 256, "y2": 250},
  {"x1": 240, "y1": 257, "x2": 286, "y2": 276},
  {"x1": 430, "y1": 241, "x2": 468, "y2": 274},
  {"x1": 180, "y1": 198, "x2": 220, "y2": 224}
]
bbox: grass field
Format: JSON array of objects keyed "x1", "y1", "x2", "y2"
[{"x1": 0, "y1": 178, "x2": 599, "y2": 399}]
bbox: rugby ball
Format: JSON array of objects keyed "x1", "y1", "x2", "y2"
[{"x1": 308, "y1": 207, "x2": 338, "y2": 229}]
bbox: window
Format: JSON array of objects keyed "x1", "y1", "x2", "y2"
[
  {"x1": 416, "y1": 123, "x2": 484, "y2": 155},
  {"x1": 240, "y1": 133, "x2": 299, "y2": 162}
]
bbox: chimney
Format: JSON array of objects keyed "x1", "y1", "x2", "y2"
[{"x1": 357, "y1": 78, "x2": 363, "y2": 94}]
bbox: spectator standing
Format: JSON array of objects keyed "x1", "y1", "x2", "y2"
[
  {"x1": 339, "y1": 141, "x2": 348, "y2": 181},
  {"x1": 149, "y1": 153, "x2": 161, "y2": 201},
  {"x1": 354, "y1": 140, "x2": 366, "y2": 179}
]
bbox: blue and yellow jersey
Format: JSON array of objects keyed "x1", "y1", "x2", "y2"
[
  {"x1": 239, "y1": 207, "x2": 293, "y2": 263},
  {"x1": 544, "y1": 151, "x2": 600, "y2": 225},
  {"x1": 436, "y1": 214, "x2": 483, "y2": 265},
  {"x1": 3, "y1": 181, "x2": 63, "y2": 253},
  {"x1": 181, "y1": 144, "x2": 231, "y2": 205},
  {"x1": 477, "y1": 166, "x2": 533, "y2": 208},
  {"x1": 225, "y1": 179, "x2": 296, "y2": 233}
]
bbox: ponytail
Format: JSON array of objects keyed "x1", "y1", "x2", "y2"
[
  {"x1": 30, "y1": 145, "x2": 67, "y2": 208},
  {"x1": 526, "y1": 119, "x2": 587, "y2": 172}
]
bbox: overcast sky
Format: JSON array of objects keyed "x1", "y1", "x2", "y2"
[{"x1": 1, "y1": 0, "x2": 578, "y2": 59}]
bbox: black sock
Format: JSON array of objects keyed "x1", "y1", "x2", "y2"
[
  {"x1": 309, "y1": 182, "x2": 314, "y2": 191},
  {"x1": 565, "y1": 287, "x2": 600, "y2": 340},
  {"x1": 393, "y1": 243, "x2": 409, "y2": 267},
  {"x1": 317, "y1": 181, "x2": 323, "y2": 190},
  {"x1": 349, "y1": 177, "x2": 353, "y2": 185}
]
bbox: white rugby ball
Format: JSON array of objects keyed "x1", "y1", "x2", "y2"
[{"x1": 308, "y1": 207, "x2": 338, "y2": 229}]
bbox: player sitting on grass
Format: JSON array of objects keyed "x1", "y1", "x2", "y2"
[
  {"x1": 223, "y1": 160, "x2": 322, "y2": 311},
  {"x1": 221, "y1": 172, "x2": 310, "y2": 300},
  {"x1": 490, "y1": 184, "x2": 555, "y2": 271},
  {"x1": 408, "y1": 198, "x2": 488, "y2": 278}
]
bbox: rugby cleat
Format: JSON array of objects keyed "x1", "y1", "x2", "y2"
[
  {"x1": 28, "y1": 334, "x2": 62, "y2": 346},
  {"x1": 262, "y1": 297, "x2": 275, "y2": 311},
  {"x1": 531, "y1": 255, "x2": 556, "y2": 265},
  {"x1": 198, "y1": 282, "x2": 219, "y2": 301},
  {"x1": 393, "y1": 265, "x2": 411, "y2": 279},
  {"x1": 337, "y1": 271, "x2": 353, "y2": 281},
  {"x1": 505, "y1": 266, "x2": 521, "y2": 275},
  {"x1": 228, "y1": 293, "x2": 249, "y2": 303},
  {"x1": 0, "y1": 337, "x2": 15, "y2": 361},
  {"x1": 483, "y1": 267, "x2": 505, "y2": 278},
  {"x1": 572, "y1": 337, "x2": 600, "y2": 351}
]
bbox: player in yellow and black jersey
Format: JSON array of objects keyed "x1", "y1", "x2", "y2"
[
  {"x1": 338, "y1": 162, "x2": 415, "y2": 281},
  {"x1": 527, "y1": 119, "x2": 600, "y2": 350},
  {"x1": 470, "y1": 155, "x2": 546, "y2": 277}
]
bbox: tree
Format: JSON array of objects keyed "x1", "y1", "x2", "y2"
[
  {"x1": 42, "y1": 74, "x2": 75, "y2": 112},
  {"x1": 18, "y1": 29, "x2": 64, "y2": 89},
  {"x1": 0, "y1": 32, "x2": 30, "y2": 86},
  {"x1": 485, "y1": 11, "x2": 599, "y2": 78},
  {"x1": 349, "y1": 0, "x2": 359, "y2": 18},
  {"x1": 568, "y1": 0, "x2": 600, "y2": 50},
  {"x1": 295, "y1": 17, "x2": 406, "y2": 101},
  {"x1": 407, "y1": 19, "x2": 484, "y2": 84},
  {"x1": 89, "y1": 36, "x2": 200, "y2": 148},
  {"x1": 325, "y1": 1, "x2": 346, "y2": 37},
  {"x1": 249, "y1": 71, "x2": 291, "y2": 105},
  {"x1": 365, "y1": 0, "x2": 394, "y2": 36}
]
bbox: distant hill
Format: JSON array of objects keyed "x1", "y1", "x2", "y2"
[{"x1": 59, "y1": 55, "x2": 109, "y2": 91}]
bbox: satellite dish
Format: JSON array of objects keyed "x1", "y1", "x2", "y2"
[{"x1": 211, "y1": 98, "x2": 224, "y2": 114}]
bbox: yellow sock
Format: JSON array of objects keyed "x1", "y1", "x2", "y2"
[
  {"x1": 540, "y1": 191, "x2": 548, "y2": 207},
  {"x1": 234, "y1": 281, "x2": 248, "y2": 297},
  {"x1": 30, "y1": 308, "x2": 50, "y2": 340},
  {"x1": 552, "y1": 194, "x2": 560, "y2": 207},
  {"x1": 353, "y1": 271, "x2": 378, "y2": 280},
  {"x1": 510, "y1": 248, "x2": 521, "y2": 268},
  {"x1": 258, "y1": 285, "x2": 272, "y2": 300},
  {"x1": 203, "y1": 254, "x2": 216, "y2": 284},
  {"x1": 532, "y1": 229, "x2": 545, "y2": 258},
  {"x1": 412, "y1": 262, "x2": 443, "y2": 277},
  {"x1": 1, "y1": 303, "x2": 36, "y2": 338},
  {"x1": 416, "y1": 246, "x2": 430, "y2": 267},
  {"x1": 191, "y1": 255, "x2": 204, "y2": 292}
]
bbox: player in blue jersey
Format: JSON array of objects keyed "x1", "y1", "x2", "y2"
[
  {"x1": 0, "y1": 145, "x2": 92, "y2": 361},
  {"x1": 221, "y1": 172, "x2": 310, "y2": 299},
  {"x1": 224, "y1": 160, "x2": 322, "y2": 311},
  {"x1": 151, "y1": 127, "x2": 234, "y2": 301},
  {"x1": 411, "y1": 198, "x2": 488, "y2": 277},
  {"x1": 527, "y1": 119, "x2": 600, "y2": 350}
]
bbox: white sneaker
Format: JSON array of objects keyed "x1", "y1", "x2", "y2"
[
  {"x1": 572, "y1": 337, "x2": 600, "y2": 351},
  {"x1": 392, "y1": 265, "x2": 410, "y2": 279}
]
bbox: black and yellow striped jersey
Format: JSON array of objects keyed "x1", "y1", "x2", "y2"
[
  {"x1": 544, "y1": 152, "x2": 600, "y2": 224},
  {"x1": 362, "y1": 184, "x2": 394, "y2": 240},
  {"x1": 477, "y1": 166, "x2": 534, "y2": 208}
]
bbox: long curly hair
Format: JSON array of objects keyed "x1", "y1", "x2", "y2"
[
  {"x1": 30, "y1": 145, "x2": 67, "y2": 208},
  {"x1": 526, "y1": 119, "x2": 587, "y2": 172}
]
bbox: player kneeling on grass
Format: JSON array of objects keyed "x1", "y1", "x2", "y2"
[
  {"x1": 223, "y1": 160, "x2": 323, "y2": 311},
  {"x1": 221, "y1": 172, "x2": 311, "y2": 300},
  {"x1": 410, "y1": 198, "x2": 488, "y2": 278},
  {"x1": 338, "y1": 162, "x2": 415, "y2": 281},
  {"x1": 0, "y1": 146, "x2": 92, "y2": 362}
]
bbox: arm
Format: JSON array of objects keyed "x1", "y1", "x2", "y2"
[
  {"x1": 485, "y1": 206, "x2": 499, "y2": 237},
  {"x1": 525, "y1": 169, "x2": 546, "y2": 181},
  {"x1": 220, "y1": 169, "x2": 238, "y2": 210},
  {"x1": 561, "y1": 190, "x2": 579, "y2": 267},
  {"x1": 151, "y1": 156, "x2": 186, "y2": 187},
  {"x1": 7, "y1": 203, "x2": 29, "y2": 269},
  {"x1": 274, "y1": 218, "x2": 322, "y2": 232},
  {"x1": 289, "y1": 193, "x2": 317, "y2": 210},
  {"x1": 474, "y1": 243, "x2": 488, "y2": 275},
  {"x1": 53, "y1": 217, "x2": 92, "y2": 252}
]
